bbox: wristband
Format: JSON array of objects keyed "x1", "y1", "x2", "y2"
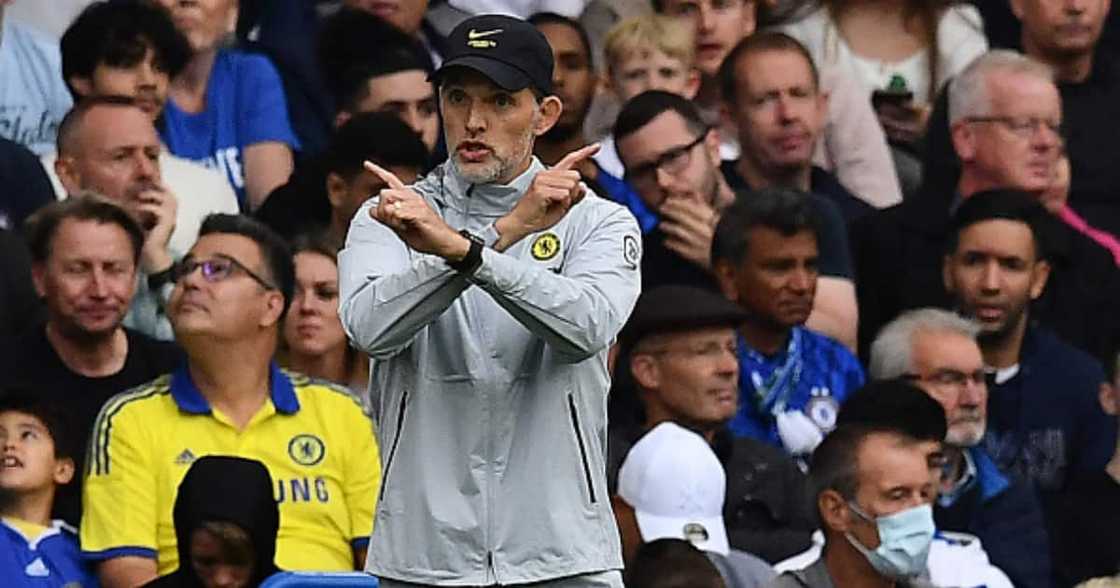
[
  {"x1": 448, "y1": 230, "x2": 484, "y2": 274},
  {"x1": 147, "y1": 265, "x2": 175, "y2": 291}
]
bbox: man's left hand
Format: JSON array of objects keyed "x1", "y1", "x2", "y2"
[
  {"x1": 495, "y1": 143, "x2": 599, "y2": 251},
  {"x1": 365, "y1": 161, "x2": 469, "y2": 260},
  {"x1": 133, "y1": 183, "x2": 177, "y2": 275}
]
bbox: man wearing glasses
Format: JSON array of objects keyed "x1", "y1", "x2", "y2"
[
  {"x1": 869, "y1": 307, "x2": 1051, "y2": 588},
  {"x1": 81, "y1": 214, "x2": 380, "y2": 588},
  {"x1": 852, "y1": 50, "x2": 1120, "y2": 365},
  {"x1": 614, "y1": 90, "x2": 858, "y2": 351}
]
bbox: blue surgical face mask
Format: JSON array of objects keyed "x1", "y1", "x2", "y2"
[{"x1": 845, "y1": 502, "x2": 935, "y2": 580}]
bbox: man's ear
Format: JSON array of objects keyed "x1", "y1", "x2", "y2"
[
  {"x1": 1100, "y1": 382, "x2": 1119, "y2": 416},
  {"x1": 54, "y1": 155, "x2": 82, "y2": 196},
  {"x1": 630, "y1": 353, "x2": 660, "y2": 390},
  {"x1": 704, "y1": 126, "x2": 721, "y2": 164},
  {"x1": 950, "y1": 122, "x2": 976, "y2": 163},
  {"x1": 1028, "y1": 259, "x2": 1051, "y2": 301},
  {"x1": 742, "y1": 0, "x2": 758, "y2": 36},
  {"x1": 941, "y1": 254, "x2": 955, "y2": 294},
  {"x1": 261, "y1": 291, "x2": 286, "y2": 328},
  {"x1": 534, "y1": 95, "x2": 564, "y2": 137},
  {"x1": 713, "y1": 260, "x2": 740, "y2": 304},
  {"x1": 67, "y1": 76, "x2": 93, "y2": 99},
  {"x1": 54, "y1": 457, "x2": 75, "y2": 486},
  {"x1": 325, "y1": 172, "x2": 349, "y2": 210},
  {"x1": 815, "y1": 87, "x2": 830, "y2": 121},
  {"x1": 818, "y1": 489, "x2": 852, "y2": 533},
  {"x1": 31, "y1": 263, "x2": 47, "y2": 299},
  {"x1": 333, "y1": 110, "x2": 353, "y2": 129}
]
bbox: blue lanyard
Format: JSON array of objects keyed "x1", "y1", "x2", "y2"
[{"x1": 741, "y1": 329, "x2": 804, "y2": 418}]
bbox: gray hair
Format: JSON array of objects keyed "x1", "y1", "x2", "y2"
[
  {"x1": 948, "y1": 50, "x2": 1054, "y2": 125},
  {"x1": 869, "y1": 308, "x2": 982, "y2": 380}
]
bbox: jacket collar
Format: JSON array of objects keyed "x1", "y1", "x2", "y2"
[
  {"x1": 171, "y1": 362, "x2": 299, "y2": 415},
  {"x1": 967, "y1": 446, "x2": 1011, "y2": 501},
  {"x1": 439, "y1": 157, "x2": 547, "y2": 217}
]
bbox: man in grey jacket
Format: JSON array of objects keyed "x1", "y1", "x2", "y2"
[{"x1": 339, "y1": 13, "x2": 642, "y2": 588}]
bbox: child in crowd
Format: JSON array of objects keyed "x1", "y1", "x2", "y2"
[
  {"x1": 595, "y1": 14, "x2": 700, "y2": 179},
  {"x1": 0, "y1": 392, "x2": 95, "y2": 587}
]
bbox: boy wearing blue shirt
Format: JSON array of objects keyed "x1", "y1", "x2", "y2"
[
  {"x1": 711, "y1": 188, "x2": 864, "y2": 459},
  {"x1": 0, "y1": 392, "x2": 96, "y2": 587}
]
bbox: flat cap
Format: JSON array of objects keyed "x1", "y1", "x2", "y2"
[{"x1": 619, "y1": 285, "x2": 747, "y2": 350}]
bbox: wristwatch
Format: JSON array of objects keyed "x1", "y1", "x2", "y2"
[
  {"x1": 147, "y1": 265, "x2": 175, "y2": 291},
  {"x1": 448, "y1": 230, "x2": 484, "y2": 274}
]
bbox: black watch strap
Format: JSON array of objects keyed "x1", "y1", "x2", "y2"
[
  {"x1": 147, "y1": 265, "x2": 176, "y2": 291},
  {"x1": 448, "y1": 230, "x2": 484, "y2": 274}
]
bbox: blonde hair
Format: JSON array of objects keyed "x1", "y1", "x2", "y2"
[{"x1": 603, "y1": 14, "x2": 695, "y2": 75}]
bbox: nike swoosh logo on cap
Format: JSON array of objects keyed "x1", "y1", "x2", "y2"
[{"x1": 468, "y1": 28, "x2": 503, "y2": 39}]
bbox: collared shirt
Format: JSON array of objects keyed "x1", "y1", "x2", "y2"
[
  {"x1": 938, "y1": 449, "x2": 978, "y2": 508},
  {"x1": 81, "y1": 363, "x2": 379, "y2": 574},
  {"x1": 0, "y1": 518, "x2": 95, "y2": 587}
]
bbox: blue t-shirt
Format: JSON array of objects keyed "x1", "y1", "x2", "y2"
[
  {"x1": 0, "y1": 519, "x2": 96, "y2": 587},
  {"x1": 160, "y1": 50, "x2": 299, "y2": 209},
  {"x1": 593, "y1": 163, "x2": 658, "y2": 234},
  {"x1": 0, "y1": 18, "x2": 73, "y2": 155},
  {"x1": 729, "y1": 327, "x2": 865, "y2": 451}
]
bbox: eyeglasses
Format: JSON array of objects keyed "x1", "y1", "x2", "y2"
[
  {"x1": 965, "y1": 116, "x2": 1064, "y2": 140},
  {"x1": 173, "y1": 255, "x2": 277, "y2": 290},
  {"x1": 624, "y1": 132, "x2": 708, "y2": 189},
  {"x1": 902, "y1": 369, "x2": 987, "y2": 389}
]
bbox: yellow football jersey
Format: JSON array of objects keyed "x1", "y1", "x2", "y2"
[{"x1": 81, "y1": 365, "x2": 380, "y2": 574}]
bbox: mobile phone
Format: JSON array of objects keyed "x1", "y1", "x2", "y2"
[{"x1": 872, "y1": 89, "x2": 914, "y2": 109}]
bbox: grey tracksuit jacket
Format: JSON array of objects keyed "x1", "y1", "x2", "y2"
[{"x1": 339, "y1": 158, "x2": 641, "y2": 585}]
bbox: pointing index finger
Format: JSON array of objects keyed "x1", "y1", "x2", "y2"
[
  {"x1": 553, "y1": 143, "x2": 601, "y2": 171},
  {"x1": 364, "y1": 160, "x2": 407, "y2": 190}
]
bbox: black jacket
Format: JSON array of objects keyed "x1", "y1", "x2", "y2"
[
  {"x1": 850, "y1": 189, "x2": 1120, "y2": 364},
  {"x1": 145, "y1": 456, "x2": 281, "y2": 588}
]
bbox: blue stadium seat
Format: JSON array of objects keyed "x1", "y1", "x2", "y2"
[{"x1": 260, "y1": 571, "x2": 380, "y2": 587}]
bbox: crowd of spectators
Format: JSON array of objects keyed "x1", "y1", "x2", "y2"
[{"x1": 1, "y1": 0, "x2": 1119, "y2": 587}]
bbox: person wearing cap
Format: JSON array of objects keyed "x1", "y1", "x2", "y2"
[
  {"x1": 615, "y1": 421, "x2": 776, "y2": 588},
  {"x1": 338, "y1": 13, "x2": 641, "y2": 588},
  {"x1": 608, "y1": 284, "x2": 816, "y2": 563}
]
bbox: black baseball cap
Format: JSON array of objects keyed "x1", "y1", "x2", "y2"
[{"x1": 432, "y1": 14, "x2": 554, "y2": 95}]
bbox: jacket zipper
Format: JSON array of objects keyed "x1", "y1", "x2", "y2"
[
  {"x1": 378, "y1": 390, "x2": 408, "y2": 502},
  {"x1": 567, "y1": 394, "x2": 597, "y2": 504}
]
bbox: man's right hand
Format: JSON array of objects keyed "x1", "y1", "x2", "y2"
[
  {"x1": 655, "y1": 174, "x2": 718, "y2": 270},
  {"x1": 495, "y1": 144, "x2": 599, "y2": 251},
  {"x1": 366, "y1": 162, "x2": 470, "y2": 261}
]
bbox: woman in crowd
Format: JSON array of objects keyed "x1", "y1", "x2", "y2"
[
  {"x1": 778, "y1": 0, "x2": 986, "y2": 192},
  {"x1": 154, "y1": 0, "x2": 299, "y2": 211},
  {"x1": 282, "y1": 233, "x2": 370, "y2": 397}
]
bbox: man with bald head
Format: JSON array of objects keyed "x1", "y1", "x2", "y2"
[{"x1": 53, "y1": 96, "x2": 230, "y2": 340}]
